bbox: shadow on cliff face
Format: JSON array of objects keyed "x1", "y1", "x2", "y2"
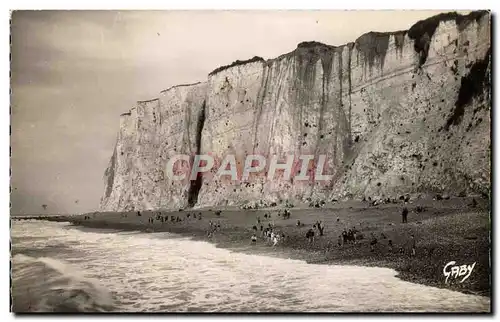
[
  {"x1": 104, "y1": 143, "x2": 118, "y2": 199},
  {"x1": 354, "y1": 32, "x2": 393, "y2": 70},
  {"x1": 187, "y1": 101, "x2": 207, "y2": 207},
  {"x1": 444, "y1": 47, "x2": 491, "y2": 131}
]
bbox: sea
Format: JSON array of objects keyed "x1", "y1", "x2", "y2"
[{"x1": 10, "y1": 219, "x2": 491, "y2": 313}]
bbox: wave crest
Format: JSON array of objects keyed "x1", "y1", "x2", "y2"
[{"x1": 11, "y1": 254, "x2": 115, "y2": 312}]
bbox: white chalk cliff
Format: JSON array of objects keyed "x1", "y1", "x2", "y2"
[{"x1": 101, "y1": 11, "x2": 491, "y2": 211}]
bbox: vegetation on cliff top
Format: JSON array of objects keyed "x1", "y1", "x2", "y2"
[
  {"x1": 209, "y1": 56, "x2": 265, "y2": 76},
  {"x1": 160, "y1": 82, "x2": 203, "y2": 93},
  {"x1": 408, "y1": 10, "x2": 489, "y2": 67}
]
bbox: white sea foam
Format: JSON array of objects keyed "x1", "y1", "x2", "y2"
[{"x1": 11, "y1": 220, "x2": 490, "y2": 312}]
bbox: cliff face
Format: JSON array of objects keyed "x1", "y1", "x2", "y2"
[
  {"x1": 101, "y1": 82, "x2": 207, "y2": 211},
  {"x1": 101, "y1": 11, "x2": 491, "y2": 211}
]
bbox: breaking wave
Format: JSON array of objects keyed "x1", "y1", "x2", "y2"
[
  {"x1": 10, "y1": 220, "x2": 490, "y2": 312},
  {"x1": 11, "y1": 254, "x2": 115, "y2": 312}
]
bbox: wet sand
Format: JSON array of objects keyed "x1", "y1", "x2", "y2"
[{"x1": 39, "y1": 197, "x2": 491, "y2": 297}]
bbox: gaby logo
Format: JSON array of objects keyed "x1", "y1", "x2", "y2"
[{"x1": 443, "y1": 261, "x2": 476, "y2": 284}]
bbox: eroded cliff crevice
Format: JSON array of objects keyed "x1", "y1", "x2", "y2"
[
  {"x1": 445, "y1": 47, "x2": 491, "y2": 131},
  {"x1": 187, "y1": 100, "x2": 207, "y2": 207},
  {"x1": 104, "y1": 141, "x2": 117, "y2": 199},
  {"x1": 101, "y1": 10, "x2": 491, "y2": 211}
]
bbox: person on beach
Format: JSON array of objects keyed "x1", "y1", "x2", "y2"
[
  {"x1": 388, "y1": 239, "x2": 393, "y2": 252},
  {"x1": 253, "y1": 225, "x2": 258, "y2": 231},
  {"x1": 251, "y1": 234, "x2": 257, "y2": 243},
  {"x1": 273, "y1": 234, "x2": 279, "y2": 247},
  {"x1": 402, "y1": 207, "x2": 408, "y2": 223},
  {"x1": 370, "y1": 233, "x2": 378, "y2": 252},
  {"x1": 260, "y1": 225, "x2": 263, "y2": 231},
  {"x1": 410, "y1": 234, "x2": 416, "y2": 256},
  {"x1": 306, "y1": 228, "x2": 315, "y2": 244},
  {"x1": 296, "y1": 220, "x2": 301, "y2": 227},
  {"x1": 348, "y1": 229, "x2": 355, "y2": 244},
  {"x1": 342, "y1": 229, "x2": 348, "y2": 244},
  {"x1": 338, "y1": 235, "x2": 342, "y2": 247},
  {"x1": 317, "y1": 221, "x2": 324, "y2": 236},
  {"x1": 137, "y1": 211, "x2": 142, "y2": 217}
]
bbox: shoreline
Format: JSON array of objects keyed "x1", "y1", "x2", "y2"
[{"x1": 34, "y1": 198, "x2": 490, "y2": 298}]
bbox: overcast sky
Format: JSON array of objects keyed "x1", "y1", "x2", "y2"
[{"x1": 11, "y1": 10, "x2": 458, "y2": 214}]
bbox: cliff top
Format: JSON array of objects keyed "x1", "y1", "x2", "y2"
[
  {"x1": 296, "y1": 41, "x2": 336, "y2": 50},
  {"x1": 211, "y1": 10, "x2": 489, "y2": 70},
  {"x1": 408, "y1": 10, "x2": 489, "y2": 41},
  {"x1": 408, "y1": 10, "x2": 489, "y2": 67},
  {"x1": 126, "y1": 82, "x2": 205, "y2": 110},
  {"x1": 160, "y1": 81, "x2": 204, "y2": 94},
  {"x1": 208, "y1": 56, "x2": 266, "y2": 77},
  {"x1": 136, "y1": 98, "x2": 159, "y2": 104},
  {"x1": 121, "y1": 10, "x2": 489, "y2": 115}
]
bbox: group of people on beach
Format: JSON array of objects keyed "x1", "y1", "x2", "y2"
[
  {"x1": 338, "y1": 227, "x2": 359, "y2": 246},
  {"x1": 252, "y1": 226, "x2": 286, "y2": 246},
  {"x1": 207, "y1": 220, "x2": 222, "y2": 237},
  {"x1": 278, "y1": 209, "x2": 292, "y2": 219},
  {"x1": 305, "y1": 221, "x2": 325, "y2": 243},
  {"x1": 133, "y1": 205, "x2": 418, "y2": 257},
  {"x1": 250, "y1": 212, "x2": 290, "y2": 246},
  {"x1": 260, "y1": 228, "x2": 286, "y2": 246},
  {"x1": 142, "y1": 211, "x2": 203, "y2": 225}
]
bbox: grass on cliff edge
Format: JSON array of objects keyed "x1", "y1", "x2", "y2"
[{"x1": 61, "y1": 197, "x2": 490, "y2": 297}]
